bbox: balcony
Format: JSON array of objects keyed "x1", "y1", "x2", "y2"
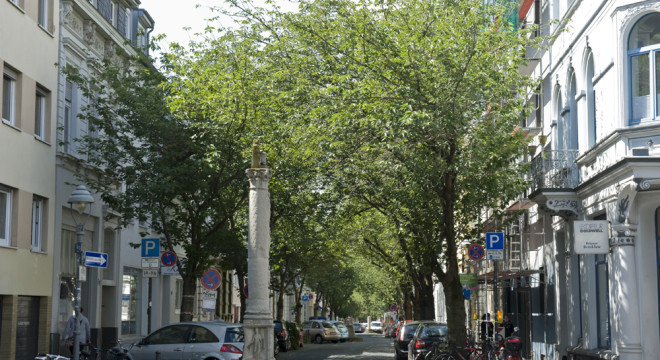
[
  {"x1": 528, "y1": 150, "x2": 580, "y2": 219},
  {"x1": 529, "y1": 150, "x2": 580, "y2": 192}
]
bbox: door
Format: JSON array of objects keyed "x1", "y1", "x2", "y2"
[{"x1": 16, "y1": 296, "x2": 40, "y2": 360}]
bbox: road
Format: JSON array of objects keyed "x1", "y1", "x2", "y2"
[{"x1": 276, "y1": 333, "x2": 395, "y2": 360}]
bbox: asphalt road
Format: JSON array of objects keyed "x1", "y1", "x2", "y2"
[{"x1": 275, "y1": 332, "x2": 395, "y2": 360}]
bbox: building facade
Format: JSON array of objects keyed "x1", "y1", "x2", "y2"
[
  {"x1": 474, "y1": 1, "x2": 660, "y2": 359},
  {"x1": 0, "y1": 0, "x2": 59, "y2": 358}
]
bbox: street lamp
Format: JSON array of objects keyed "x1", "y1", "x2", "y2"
[{"x1": 67, "y1": 185, "x2": 94, "y2": 360}]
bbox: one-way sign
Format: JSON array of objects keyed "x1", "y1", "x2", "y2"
[{"x1": 85, "y1": 251, "x2": 108, "y2": 268}]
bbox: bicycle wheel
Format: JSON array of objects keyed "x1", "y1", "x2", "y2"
[{"x1": 434, "y1": 354, "x2": 456, "y2": 360}]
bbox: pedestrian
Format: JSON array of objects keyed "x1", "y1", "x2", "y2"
[
  {"x1": 502, "y1": 314, "x2": 515, "y2": 338},
  {"x1": 486, "y1": 314, "x2": 494, "y2": 339},
  {"x1": 480, "y1": 314, "x2": 493, "y2": 341},
  {"x1": 62, "y1": 307, "x2": 91, "y2": 355}
]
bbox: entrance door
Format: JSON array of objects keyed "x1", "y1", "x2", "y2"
[
  {"x1": 16, "y1": 296, "x2": 40, "y2": 360},
  {"x1": 517, "y1": 288, "x2": 531, "y2": 358}
]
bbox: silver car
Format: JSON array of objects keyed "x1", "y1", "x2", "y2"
[
  {"x1": 128, "y1": 321, "x2": 244, "y2": 360},
  {"x1": 302, "y1": 320, "x2": 341, "y2": 344}
]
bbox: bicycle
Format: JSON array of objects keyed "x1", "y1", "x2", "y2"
[
  {"x1": 34, "y1": 355, "x2": 70, "y2": 360},
  {"x1": 431, "y1": 340, "x2": 497, "y2": 360},
  {"x1": 81, "y1": 340, "x2": 133, "y2": 360}
]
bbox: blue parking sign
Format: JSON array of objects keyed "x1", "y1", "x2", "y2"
[
  {"x1": 142, "y1": 238, "x2": 160, "y2": 257},
  {"x1": 485, "y1": 232, "x2": 504, "y2": 250}
]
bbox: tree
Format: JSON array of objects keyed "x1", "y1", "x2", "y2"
[
  {"x1": 65, "y1": 22, "x2": 278, "y2": 321},
  {"x1": 236, "y1": 0, "x2": 546, "y2": 345}
]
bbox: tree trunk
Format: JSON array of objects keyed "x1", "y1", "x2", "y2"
[
  {"x1": 180, "y1": 274, "x2": 198, "y2": 322},
  {"x1": 412, "y1": 273, "x2": 436, "y2": 320},
  {"x1": 276, "y1": 284, "x2": 285, "y2": 321}
]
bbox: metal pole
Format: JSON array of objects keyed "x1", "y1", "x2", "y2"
[
  {"x1": 148, "y1": 278, "x2": 152, "y2": 334},
  {"x1": 73, "y1": 223, "x2": 84, "y2": 360}
]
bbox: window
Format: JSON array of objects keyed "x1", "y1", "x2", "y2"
[
  {"x1": 3, "y1": 67, "x2": 17, "y2": 126},
  {"x1": 0, "y1": 186, "x2": 12, "y2": 247},
  {"x1": 121, "y1": 267, "x2": 141, "y2": 335},
  {"x1": 35, "y1": 87, "x2": 47, "y2": 140},
  {"x1": 628, "y1": 13, "x2": 660, "y2": 123},
  {"x1": 63, "y1": 80, "x2": 74, "y2": 153},
  {"x1": 38, "y1": 0, "x2": 50, "y2": 31},
  {"x1": 596, "y1": 253, "x2": 610, "y2": 349},
  {"x1": 585, "y1": 51, "x2": 596, "y2": 147},
  {"x1": 175, "y1": 278, "x2": 183, "y2": 313},
  {"x1": 31, "y1": 196, "x2": 44, "y2": 251}
]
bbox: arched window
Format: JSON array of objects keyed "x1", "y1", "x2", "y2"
[
  {"x1": 628, "y1": 13, "x2": 660, "y2": 123},
  {"x1": 567, "y1": 71, "x2": 578, "y2": 150},
  {"x1": 585, "y1": 51, "x2": 596, "y2": 146}
]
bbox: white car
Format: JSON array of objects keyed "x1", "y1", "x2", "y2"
[{"x1": 369, "y1": 321, "x2": 383, "y2": 333}]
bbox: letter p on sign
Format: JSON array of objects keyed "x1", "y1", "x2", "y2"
[
  {"x1": 142, "y1": 238, "x2": 160, "y2": 257},
  {"x1": 486, "y1": 232, "x2": 504, "y2": 250}
]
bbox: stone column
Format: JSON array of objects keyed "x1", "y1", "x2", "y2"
[
  {"x1": 610, "y1": 224, "x2": 642, "y2": 360},
  {"x1": 243, "y1": 143, "x2": 274, "y2": 360}
]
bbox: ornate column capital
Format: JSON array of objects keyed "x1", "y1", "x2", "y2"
[{"x1": 610, "y1": 224, "x2": 637, "y2": 247}]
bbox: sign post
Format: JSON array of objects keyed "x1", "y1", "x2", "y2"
[{"x1": 141, "y1": 238, "x2": 160, "y2": 334}]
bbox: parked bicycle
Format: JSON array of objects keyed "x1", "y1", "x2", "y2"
[
  {"x1": 34, "y1": 355, "x2": 70, "y2": 360},
  {"x1": 82, "y1": 340, "x2": 133, "y2": 360}
]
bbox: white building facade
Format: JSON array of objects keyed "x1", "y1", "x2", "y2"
[{"x1": 485, "y1": 1, "x2": 660, "y2": 359}]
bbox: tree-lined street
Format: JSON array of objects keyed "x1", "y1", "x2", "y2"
[{"x1": 277, "y1": 334, "x2": 393, "y2": 360}]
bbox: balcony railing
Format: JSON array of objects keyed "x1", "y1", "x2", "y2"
[{"x1": 529, "y1": 150, "x2": 580, "y2": 192}]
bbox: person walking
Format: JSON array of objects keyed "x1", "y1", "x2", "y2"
[
  {"x1": 63, "y1": 307, "x2": 91, "y2": 355},
  {"x1": 502, "y1": 315, "x2": 515, "y2": 338}
]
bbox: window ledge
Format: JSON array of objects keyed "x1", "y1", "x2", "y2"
[
  {"x1": 2, "y1": 120, "x2": 22, "y2": 132},
  {"x1": 35, "y1": 136, "x2": 51, "y2": 146},
  {"x1": 30, "y1": 248, "x2": 48, "y2": 254},
  {"x1": 0, "y1": 244, "x2": 18, "y2": 250}
]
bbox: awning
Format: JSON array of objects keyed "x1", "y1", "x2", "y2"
[
  {"x1": 518, "y1": 0, "x2": 535, "y2": 20},
  {"x1": 506, "y1": 200, "x2": 535, "y2": 211}
]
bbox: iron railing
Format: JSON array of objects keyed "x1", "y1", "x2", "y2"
[{"x1": 529, "y1": 150, "x2": 580, "y2": 192}]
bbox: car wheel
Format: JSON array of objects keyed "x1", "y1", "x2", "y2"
[{"x1": 315, "y1": 335, "x2": 323, "y2": 344}]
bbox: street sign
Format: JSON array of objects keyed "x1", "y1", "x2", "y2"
[
  {"x1": 161, "y1": 264, "x2": 180, "y2": 276},
  {"x1": 302, "y1": 295, "x2": 308, "y2": 302},
  {"x1": 84, "y1": 251, "x2": 108, "y2": 268},
  {"x1": 487, "y1": 249, "x2": 504, "y2": 260},
  {"x1": 202, "y1": 289, "x2": 217, "y2": 311},
  {"x1": 141, "y1": 258, "x2": 159, "y2": 269},
  {"x1": 143, "y1": 269, "x2": 158, "y2": 278},
  {"x1": 161, "y1": 251, "x2": 177, "y2": 267},
  {"x1": 141, "y1": 238, "x2": 160, "y2": 257},
  {"x1": 486, "y1": 232, "x2": 504, "y2": 250},
  {"x1": 201, "y1": 269, "x2": 221, "y2": 290},
  {"x1": 390, "y1": 304, "x2": 398, "y2": 312},
  {"x1": 468, "y1": 244, "x2": 485, "y2": 260}
]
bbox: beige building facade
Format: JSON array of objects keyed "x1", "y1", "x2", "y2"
[{"x1": 0, "y1": 0, "x2": 59, "y2": 359}]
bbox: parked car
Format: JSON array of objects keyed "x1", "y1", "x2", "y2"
[
  {"x1": 369, "y1": 321, "x2": 383, "y2": 333},
  {"x1": 353, "y1": 322, "x2": 365, "y2": 333},
  {"x1": 394, "y1": 320, "x2": 422, "y2": 360},
  {"x1": 273, "y1": 320, "x2": 291, "y2": 352},
  {"x1": 330, "y1": 321, "x2": 350, "y2": 342},
  {"x1": 128, "y1": 321, "x2": 244, "y2": 360},
  {"x1": 302, "y1": 320, "x2": 341, "y2": 344},
  {"x1": 406, "y1": 322, "x2": 448, "y2": 360}
]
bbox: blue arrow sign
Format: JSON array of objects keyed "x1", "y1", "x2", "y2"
[{"x1": 85, "y1": 251, "x2": 108, "y2": 268}]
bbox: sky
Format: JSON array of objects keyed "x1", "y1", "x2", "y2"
[{"x1": 139, "y1": 0, "x2": 298, "y2": 51}]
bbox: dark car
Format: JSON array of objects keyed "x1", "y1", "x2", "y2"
[
  {"x1": 394, "y1": 320, "x2": 421, "y2": 360},
  {"x1": 274, "y1": 320, "x2": 291, "y2": 352},
  {"x1": 406, "y1": 322, "x2": 448, "y2": 360}
]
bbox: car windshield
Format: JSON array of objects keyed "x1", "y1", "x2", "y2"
[
  {"x1": 404, "y1": 324, "x2": 419, "y2": 338},
  {"x1": 224, "y1": 326, "x2": 244, "y2": 343},
  {"x1": 322, "y1": 322, "x2": 335, "y2": 329},
  {"x1": 421, "y1": 324, "x2": 448, "y2": 338},
  {"x1": 371, "y1": 322, "x2": 381, "y2": 326}
]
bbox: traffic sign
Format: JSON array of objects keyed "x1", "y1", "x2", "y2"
[
  {"x1": 302, "y1": 295, "x2": 308, "y2": 302},
  {"x1": 487, "y1": 249, "x2": 504, "y2": 260},
  {"x1": 84, "y1": 251, "x2": 108, "y2": 268},
  {"x1": 141, "y1": 258, "x2": 159, "y2": 269},
  {"x1": 244, "y1": 285, "x2": 249, "y2": 298},
  {"x1": 390, "y1": 304, "x2": 398, "y2": 312},
  {"x1": 201, "y1": 269, "x2": 221, "y2": 290},
  {"x1": 141, "y1": 238, "x2": 160, "y2": 257},
  {"x1": 161, "y1": 251, "x2": 177, "y2": 267},
  {"x1": 485, "y1": 232, "x2": 504, "y2": 250},
  {"x1": 143, "y1": 269, "x2": 158, "y2": 278},
  {"x1": 468, "y1": 244, "x2": 485, "y2": 260}
]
